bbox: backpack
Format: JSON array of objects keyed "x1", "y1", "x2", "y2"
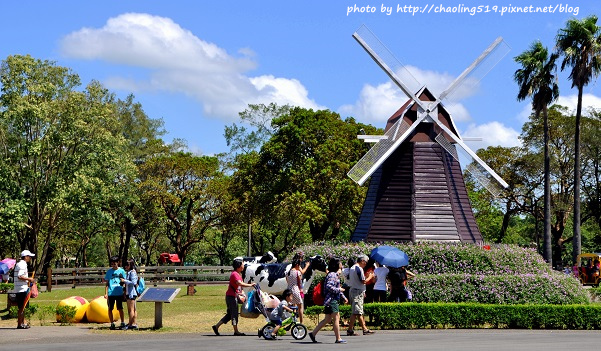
[
  {"x1": 312, "y1": 279, "x2": 325, "y2": 306},
  {"x1": 136, "y1": 277, "x2": 146, "y2": 295}
]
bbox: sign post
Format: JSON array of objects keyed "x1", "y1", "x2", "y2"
[{"x1": 137, "y1": 287, "x2": 180, "y2": 329}]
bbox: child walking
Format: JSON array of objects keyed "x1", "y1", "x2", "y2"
[
  {"x1": 268, "y1": 289, "x2": 295, "y2": 340},
  {"x1": 120, "y1": 258, "x2": 139, "y2": 330}
]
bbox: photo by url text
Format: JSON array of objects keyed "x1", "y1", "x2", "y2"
[{"x1": 346, "y1": 4, "x2": 580, "y2": 16}]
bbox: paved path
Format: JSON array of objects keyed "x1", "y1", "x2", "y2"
[{"x1": 0, "y1": 327, "x2": 598, "y2": 351}]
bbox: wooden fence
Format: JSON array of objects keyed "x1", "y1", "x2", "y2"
[{"x1": 45, "y1": 265, "x2": 231, "y2": 291}]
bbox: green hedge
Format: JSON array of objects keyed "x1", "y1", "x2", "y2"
[{"x1": 306, "y1": 302, "x2": 601, "y2": 329}]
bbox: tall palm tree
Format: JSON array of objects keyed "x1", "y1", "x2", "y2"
[
  {"x1": 514, "y1": 41, "x2": 559, "y2": 266},
  {"x1": 556, "y1": 15, "x2": 601, "y2": 264}
]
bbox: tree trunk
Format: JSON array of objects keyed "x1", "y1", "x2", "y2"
[
  {"x1": 543, "y1": 106, "x2": 552, "y2": 266},
  {"x1": 572, "y1": 86, "x2": 583, "y2": 265}
]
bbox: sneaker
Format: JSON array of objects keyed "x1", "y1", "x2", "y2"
[
  {"x1": 335, "y1": 339, "x2": 348, "y2": 344},
  {"x1": 110, "y1": 323, "x2": 116, "y2": 330},
  {"x1": 17, "y1": 324, "x2": 30, "y2": 329},
  {"x1": 347, "y1": 330, "x2": 359, "y2": 336},
  {"x1": 212, "y1": 325, "x2": 220, "y2": 336},
  {"x1": 120, "y1": 323, "x2": 126, "y2": 330},
  {"x1": 270, "y1": 334, "x2": 277, "y2": 340},
  {"x1": 122, "y1": 325, "x2": 129, "y2": 331},
  {"x1": 363, "y1": 329, "x2": 375, "y2": 335},
  {"x1": 130, "y1": 325, "x2": 138, "y2": 330},
  {"x1": 309, "y1": 332, "x2": 317, "y2": 343}
]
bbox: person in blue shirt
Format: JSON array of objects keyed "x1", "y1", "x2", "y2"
[
  {"x1": 104, "y1": 256, "x2": 126, "y2": 330},
  {"x1": 120, "y1": 258, "x2": 139, "y2": 330}
]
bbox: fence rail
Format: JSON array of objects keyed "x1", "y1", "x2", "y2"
[{"x1": 46, "y1": 265, "x2": 231, "y2": 291}]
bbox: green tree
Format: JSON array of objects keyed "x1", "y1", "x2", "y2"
[
  {"x1": 138, "y1": 152, "x2": 222, "y2": 263},
  {"x1": 556, "y1": 15, "x2": 601, "y2": 263},
  {"x1": 522, "y1": 105, "x2": 576, "y2": 265},
  {"x1": 0, "y1": 55, "x2": 134, "y2": 273},
  {"x1": 514, "y1": 40, "x2": 560, "y2": 264},
  {"x1": 237, "y1": 107, "x2": 375, "y2": 257}
]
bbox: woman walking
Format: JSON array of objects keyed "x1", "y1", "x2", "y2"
[
  {"x1": 309, "y1": 257, "x2": 348, "y2": 344},
  {"x1": 212, "y1": 259, "x2": 255, "y2": 336}
]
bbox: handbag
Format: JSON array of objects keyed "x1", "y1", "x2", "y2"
[
  {"x1": 236, "y1": 291, "x2": 246, "y2": 304},
  {"x1": 30, "y1": 282, "x2": 39, "y2": 298}
]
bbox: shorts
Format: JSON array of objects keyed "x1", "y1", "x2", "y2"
[
  {"x1": 349, "y1": 288, "x2": 365, "y2": 315},
  {"x1": 270, "y1": 318, "x2": 283, "y2": 326},
  {"x1": 107, "y1": 295, "x2": 124, "y2": 310},
  {"x1": 324, "y1": 299, "x2": 340, "y2": 314},
  {"x1": 16, "y1": 291, "x2": 28, "y2": 310}
]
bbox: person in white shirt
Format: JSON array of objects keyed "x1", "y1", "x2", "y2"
[
  {"x1": 14, "y1": 250, "x2": 35, "y2": 329},
  {"x1": 345, "y1": 254, "x2": 375, "y2": 336},
  {"x1": 373, "y1": 263, "x2": 389, "y2": 302}
]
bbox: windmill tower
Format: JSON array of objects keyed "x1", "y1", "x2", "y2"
[{"x1": 349, "y1": 26, "x2": 510, "y2": 243}]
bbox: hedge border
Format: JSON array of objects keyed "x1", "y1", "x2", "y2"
[{"x1": 305, "y1": 302, "x2": 601, "y2": 330}]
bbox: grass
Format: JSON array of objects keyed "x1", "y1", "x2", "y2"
[{"x1": 0, "y1": 284, "x2": 322, "y2": 333}]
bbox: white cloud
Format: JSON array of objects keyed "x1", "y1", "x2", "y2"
[
  {"x1": 517, "y1": 93, "x2": 601, "y2": 123},
  {"x1": 556, "y1": 93, "x2": 601, "y2": 114},
  {"x1": 461, "y1": 122, "x2": 521, "y2": 150},
  {"x1": 339, "y1": 65, "x2": 475, "y2": 124},
  {"x1": 61, "y1": 13, "x2": 323, "y2": 120}
]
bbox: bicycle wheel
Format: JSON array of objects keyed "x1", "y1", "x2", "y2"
[
  {"x1": 260, "y1": 323, "x2": 276, "y2": 339},
  {"x1": 291, "y1": 323, "x2": 307, "y2": 340}
]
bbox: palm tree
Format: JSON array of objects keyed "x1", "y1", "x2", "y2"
[
  {"x1": 514, "y1": 41, "x2": 559, "y2": 266},
  {"x1": 556, "y1": 15, "x2": 601, "y2": 265}
]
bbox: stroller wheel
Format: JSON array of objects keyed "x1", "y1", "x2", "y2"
[{"x1": 261, "y1": 323, "x2": 276, "y2": 339}]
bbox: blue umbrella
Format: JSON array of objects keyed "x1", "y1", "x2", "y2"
[
  {"x1": 0, "y1": 262, "x2": 9, "y2": 275},
  {"x1": 370, "y1": 245, "x2": 409, "y2": 268}
]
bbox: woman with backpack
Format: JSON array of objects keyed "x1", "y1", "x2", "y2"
[
  {"x1": 309, "y1": 257, "x2": 349, "y2": 344},
  {"x1": 120, "y1": 258, "x2": 139, "y2": 330}
]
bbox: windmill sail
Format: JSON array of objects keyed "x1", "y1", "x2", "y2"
[
  {"x1": 435, "y1": 133, "x2": 503, "y2": 197},
  {"x1": 348, "y1": 117, "x2": 413, "y2": 185}
]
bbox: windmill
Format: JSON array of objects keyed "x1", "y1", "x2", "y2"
[{"x1": 349, "y1": 25, "x2": 510, "y2": 243}]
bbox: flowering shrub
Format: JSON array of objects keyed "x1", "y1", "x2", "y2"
[{"x1": 290, "y1": 241, "x2": 589, "y2": 305}]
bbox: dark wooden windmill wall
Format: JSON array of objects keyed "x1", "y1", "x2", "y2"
[{"x1": 351, "y1": 140, "x2": 482, "y2": 243}]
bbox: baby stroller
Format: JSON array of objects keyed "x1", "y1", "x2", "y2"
[{"x1": 253, "y1": 285, "x2": 307, "y2": 340}]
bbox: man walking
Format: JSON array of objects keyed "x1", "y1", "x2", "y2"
[{"x1": 346, "y1": 254, "x2": 375, "y2": 336}]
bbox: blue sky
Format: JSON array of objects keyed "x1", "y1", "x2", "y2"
[{"x1": 2, "y1": 1, "x2": 601, "y2": 156}]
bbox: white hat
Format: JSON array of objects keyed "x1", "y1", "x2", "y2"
[{"x1": 20, "y1": 250, "x2": 35, "y2": 257}]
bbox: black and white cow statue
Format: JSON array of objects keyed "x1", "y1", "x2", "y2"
[
  {"x1": 234, "y1": 251, "x2": 277, "y2": 265},
  {"x1": 241, "y1": 255, "x2": 327, "y2": 295}
]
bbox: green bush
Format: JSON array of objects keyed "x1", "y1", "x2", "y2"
[
  {"x1": 0, "y1": 282, "x2": 14, "y2": 293},
  {"x1": 306, "y1": 302, "x2": 601, "y2": 329},
  {"x1": 55, "y1": 305, "x2": 77, "y2": 325},
  {"x1": 7, "y1": 304, "x2": 38, "y2": 320}
]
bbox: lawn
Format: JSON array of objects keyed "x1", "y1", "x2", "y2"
[{"x1": 0, "y1": 284, "x2": 320, "y2": 333}]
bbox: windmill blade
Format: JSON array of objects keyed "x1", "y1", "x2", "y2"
[
  {"x1": 353, "y1": 25, "x2": 425, "y2": 111},
  {"x1": 434, "y1": 133, "x2": 503, "y2": 197},
  {"x1": 433, "y1": 120, "x2": 508, "y2": 191},
  {"x1": 348, "y1": 115, "x2": 425, "y2": 185},
  {"x1": 438, "y1": 37, "x2": 510, "y2": 103}
]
